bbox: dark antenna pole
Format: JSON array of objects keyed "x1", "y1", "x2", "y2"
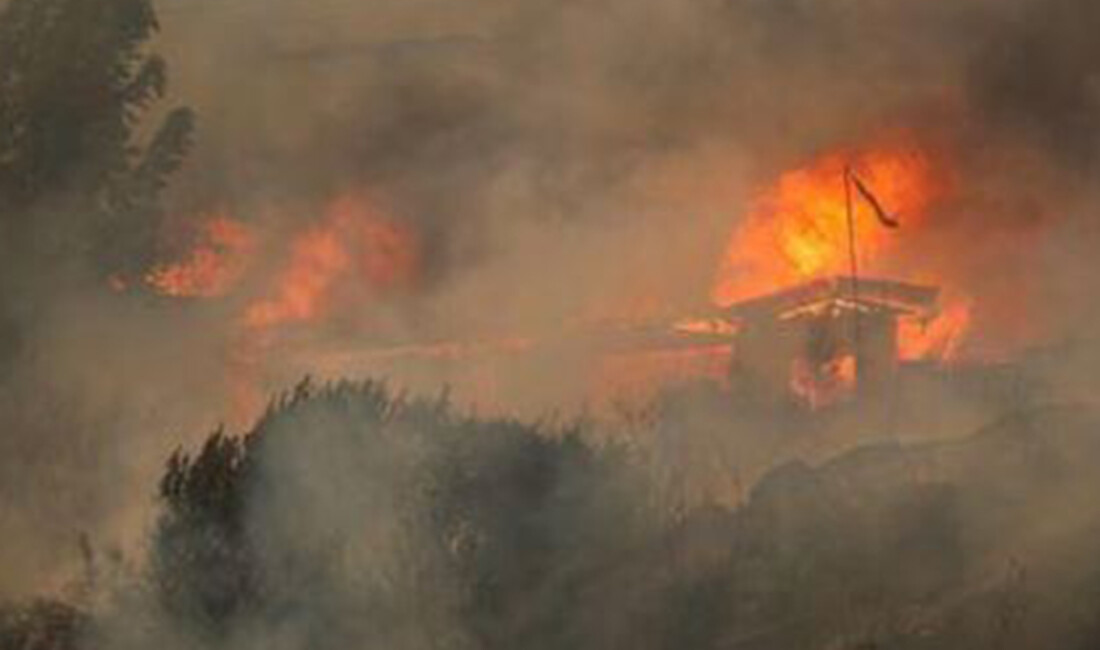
[{"x1": 844, "y1": 165, "x2": 861, "y2": 389}]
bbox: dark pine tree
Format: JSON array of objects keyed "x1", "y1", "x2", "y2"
[{"x1": 0, "y1": 0, "x2": 194, "y2": 364}]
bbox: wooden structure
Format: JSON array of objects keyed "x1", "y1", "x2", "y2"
[{"x1": 719, "y1": 276, "x2": 939, "y2": 407}]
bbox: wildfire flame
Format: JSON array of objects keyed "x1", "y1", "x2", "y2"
[
  {"x1": 791, "y1": 354, "x2": 856, "y2": 409},
  {"x1": 898, "y1": 293, "x2": 973, "y2": 361},
  {"x1": 139, "y1": 193, "x2": 422, "y2": 423},
  {"x1": 144, "y1": 215, "x2": 255, "y2": 298},
  {"x1": 713, "y1": 146, "x2": 938, "y2": 305},
  {"x1": 133, "y1": 138, "x2": 987, "y2": 420},
  {"x1": 242, "y1": 195, "x2": 420, "y2": 330},
  {"x1": 713, "y1": 142, "x2": 972, "y2": 364},
  {"x1": 242, "y1": 219, "x2": 351, "y2": 329}
]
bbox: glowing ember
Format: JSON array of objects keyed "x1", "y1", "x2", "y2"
[
  {"x1": 673, "y1": 318, "x2": 739, "y2": 336},
  {"x1": 145, "y1": 216, "x2": 255, "y2": 297},
  {"x1": 790, "y1": 354, "x2": 856, "y2": 409}
]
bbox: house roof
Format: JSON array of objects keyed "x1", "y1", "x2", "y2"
[{"x1": 719, "y1": 276, "x2": 940, "y2": 323}]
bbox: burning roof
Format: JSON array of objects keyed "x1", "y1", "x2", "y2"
[{"x1": 720, "y1": 275, "x2": 940, "y2": 323}]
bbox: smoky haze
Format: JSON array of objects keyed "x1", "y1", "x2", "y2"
[
  {"x1": 3, "y1": 0, "x2": 1100, "y2": 617},
  {"x1": 154, "y1": 0, "x2": 1100, "y2": 349}
]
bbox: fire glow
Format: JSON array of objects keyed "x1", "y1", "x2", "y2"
[
  {"x1": 713, "y1": 147, "x2": 937, "y2": 304},
  {"x1": 143, "y1": 195, "x2": 420, "y2": 331},
  {"x1": 713, "y1": 143, "x2": 972, "y2": 364},
  {"x1": 136, "y1": 139, "x2": 982, "y2": 418},
  {"x1": 139, "y1": 194, "x2": 422, "y2": 423},
  {"x1": 244, "y1": 195, "x2": 420, "y2": 331},
  {"x1": 144, "y1": 215, "x2": 255, "y2": 298}
]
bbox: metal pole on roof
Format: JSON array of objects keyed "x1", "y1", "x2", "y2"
[{"x1": 844, "y1": 165, "x2": 861, "y2": 389}]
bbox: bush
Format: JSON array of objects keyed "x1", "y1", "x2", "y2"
[
  {"x1": 0, "y1": 600, "x2": 86, "y2": 650},
  {"x1": 149, "y1": 379, "x2": 670, "y2": 650}
]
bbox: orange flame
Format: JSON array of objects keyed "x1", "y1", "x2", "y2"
[
  {"x1": 712, "y1": 142, "x2": 980, "y2": 368},
  {"x1": 243, "y1": 220, "x2": 352, "y2": 329},
  {"x1": 791, "y1": 354, "x2": 856, "y2": 409},
  {"x1": 898, "y1": 293, "x2": 973, "y2": 361},
  {"x1": 713, "y1": 146, "x2": 938, "y2": 305},
  {"x1": 211, "y1": 194, "x2": 421, "y2": 426},
  {"x1": 145, "y1": 216, "x2": 255, "y2": 297},
  {"x1": 243, "y1": 194, "x2": 420, "y2": 330}
]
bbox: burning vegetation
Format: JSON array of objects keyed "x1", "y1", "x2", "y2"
[
  {"x1": 240, "y1": 195, "x2": 419, "y2": 330},
  {"x1": 134, "y1": 138, "x2": 983, "y2": 417},
  {"x1": 144, "y1": 216, "x2": 255, "y2": 298},
  {"x1": 7, "y1": 0, "x2": 1100, "y2": 649}
]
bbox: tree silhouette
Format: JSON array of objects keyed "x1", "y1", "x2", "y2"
[
  {"x1": 0, "y1": 0, "x2": 194, "y2": 276},
  {"x1": 0, "y1": 0, "x2": 193, "y2": 363}
]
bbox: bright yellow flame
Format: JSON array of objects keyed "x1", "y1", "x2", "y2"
[{"x1": 713, "y1": 147, "x2": 936, "y2": 305}]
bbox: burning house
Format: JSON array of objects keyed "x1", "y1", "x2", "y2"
[
  {"x1": 721, "y1": 275, "x2": 940, "y2": 408},
  {"x1": 143, "y1": 140, "x2": 981, "y2": 421}
]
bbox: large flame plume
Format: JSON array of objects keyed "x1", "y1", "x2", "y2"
[
  {"x1": 713, "y1": 145, "x2": 939, "y2": 305},
  {"x1": 713, "y1": 141, "x2": 973, "y2": 363}
]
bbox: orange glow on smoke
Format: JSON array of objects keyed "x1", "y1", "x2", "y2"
[
  {"x1": 593, "y1": 345, "x2": 732, "y2": 409},
  {"x1": 791, "y1": 354, "x2": 856, "y2": 409},
  {"x1": 713, "y1": 146, "x2": 938, "y2": 306},
  {"x1": 243, "y1": 194, "x2": 419, "y2": 330},
  {"x1": 145, "y1": 216, "x2": 255, "y2": 297},
  {"x1": 898, "y1": 293, "x2": 973, "y2": 361},
  {"x1": 331, "y1": 195, "x2": 420, "y2": 293},
  {"x1": 243, "y1": 220, "x2": 351, "y2": 329},
  {"x1": 132, "y1": 137, "x2": 1008, "y2": 422},
  {"x1": 712, "y1": 142, "x2": 980, "y2": 366}
]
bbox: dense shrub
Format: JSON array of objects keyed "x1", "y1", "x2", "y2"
[
  {"x1": 149, "y1": 380, "x2": 673, "y2": 650},
  {"x1": 0, "y1": 600, "x2": 86, "y2": 650}
]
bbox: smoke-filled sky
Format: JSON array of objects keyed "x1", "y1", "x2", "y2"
[
  {"x1": 150, "y1": 0, "x2": 1100, "y2": 342},
  {"x1": 4, "y1": 0, "x2": 1100, "y2": 601}
]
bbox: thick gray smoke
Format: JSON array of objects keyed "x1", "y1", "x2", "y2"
[
  {"x1": 152, "y1": 0, "x2": 1100, "y2": 348},
  {"x1": 3, "y1": 0, "x2": 1100, "y2": 610}
]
